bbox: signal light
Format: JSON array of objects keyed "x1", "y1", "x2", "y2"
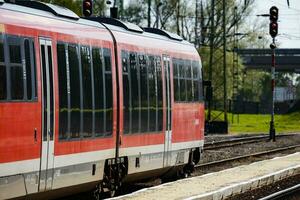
[
  {"x1": 269, "y1": 6, "x2": 279, "y2": 38},
  {"x1": 269, "y1": 6, "x2": 278, "y2": 22},
  {"x1": 269, "y1": 22, "x2": 278, "y2": 38},
  {"x1": 83, "y1": 0, "x2": 93, "y2": 17}
]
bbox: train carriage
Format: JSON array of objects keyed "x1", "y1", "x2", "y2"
[{"x1": 0, "y1": 1, "x2": 204, "y2": 199}]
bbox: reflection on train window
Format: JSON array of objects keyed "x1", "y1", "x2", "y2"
[
  {"x1": 0, "y1": 35, "x2": 37, "y2": 102},
  {"x1": 0, "y1": 39, "x2": 6, "y2": 100},
  {"x1": 57, "y1": 43, "x2": 113, "y2": 140},
  {"x1": 122, "y1": 50, "x2": 163, "y2": 134},
  {"x1": 68, "y1": 45, "x2": 81, "y2": 139},
  {"x1": 103, "y1": 48, "x2": 113, "y2": 136},
  {"x1": 57, "y1": 43, "x2": 68, "y2": 140},
  {"x1": 173, "y1": 58, "x2": 203, "y2": 103},
  {"x1": 9, "y1": 38, "x2": 23, "y2": 100},
  {"x1": 81, "y1": 46, "x2": 93, "y2": 138},
  {"x1": 92, "y1": 48, "x2": 104, "y2": 137}
]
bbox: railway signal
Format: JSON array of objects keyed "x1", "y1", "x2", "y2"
[
  {"x1": 269, "y1": 6, "x2": 278, "y2": 142},
  {"x1": 82, "y1": 0, "x2": 93, "y2": 17},
  {"x1": 269, "y1": 6, "x2": 278, "y2": 38}
]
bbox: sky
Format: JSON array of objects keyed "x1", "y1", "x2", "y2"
[
  {"x1": 253, "y1": 0, "x2": 300, "y2": 48},
  {"x1": 123, "y1": 0, "x2": 300, "y2": 48}
]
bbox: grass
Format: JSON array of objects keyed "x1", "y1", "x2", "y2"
[{"x1": 228, "y1": 112, "x2": 300, "y2": 134}]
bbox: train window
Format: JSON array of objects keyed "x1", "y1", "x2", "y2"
[
  {"x1": 156, "y1": 56, "x2": 163, "y2": 131},
  {"x1": 0, "y1": 39, "x2": 6, "y2": 100},
  {"x1": 139, "y1": 54, "x2": 149, "y2": 133},
  {"x1": 122, "y1": 51, "x2": 130, "y2": 134},
  {"x1": 57, "y1": 43, "x2": 69, "y2": 140},
  {"x1": 24, "y1": 40, "x2": 32, "y2": 100},
  {"x1": 148, "y1": 55, "x2": 157, "y2": 132},
  {"x1": 68, "y1": 45, "x2": 81, "y2": 138},
  {"x1": 103, "y1": 48, "x2": 113, "y2": 136},
  {"x1": 130, "y1": 52, "x2": 140, "y2": 133},
  {"x1": 186, "y1": 60, "x2": 194, "y2": 101},
  {"x1": 81, "y1": 46, "x2": 93, "y2": 138},
  {"x1": 8, "y1": 37, "x2": 24, "y2": 100},
  {"x1": 93, "y1": 48, "x2": 105, "y2": 137},
  {"x1": 173, "y1": 59, "x2": 180, "y2": 102},
  {"x1": 0, "y1": 35, "x2": 37, "y2": 102},
  {"x1": 179, "y1": 59, "x2": 186, "y2": 102}
]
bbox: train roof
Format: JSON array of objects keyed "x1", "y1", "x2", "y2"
[{"x1": 0, "y1": 0, "x2": 194, "y2": 48}]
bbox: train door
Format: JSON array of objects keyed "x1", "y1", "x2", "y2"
[
  {"x1": 38, "y1": 39, "x2": 55, "y2": 192},
  {"x1": 163, "y1": 56, "x2": 172, "y2": 167}
]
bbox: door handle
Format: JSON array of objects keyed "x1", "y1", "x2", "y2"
[{"x1": 34, "y1": 128, "x2": 37, "y2": 142}]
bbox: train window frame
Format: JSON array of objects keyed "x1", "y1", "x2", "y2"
[
  {"x1": 57, "y1": 42, "x2": 114, "y2": 141},
  {"x1": 172, "y1": 58, "x2": 203, "y2": 103},
  {"x1": 122, "y1": 50, "x2": 163, "y2": 135},
  {"x1": 0, "y1": 34, "x2": 37, "y2": 103}
]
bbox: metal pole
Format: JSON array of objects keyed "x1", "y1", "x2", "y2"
[
  {"x1": 222, "y1": 0, "x2": 227, "y2": 123},
  {"x1": 208, "y1": 0, "x2": 215, "y2": 121},
  {"x1": 269, "y1": 37, "x2": 276, "y2": 141},
  {"x1": 148, "y1": 0, "x2": 151, "y2": 27}
]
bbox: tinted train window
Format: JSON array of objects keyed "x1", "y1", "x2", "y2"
[
  {"x1": 122, "y1": 52, "x2": 163, "y2": 134},
  {"x1": 93, "y1": 48, "x2": 105, "y2": 137},
  {"x1": 179, "y1": 60, "x2": 186, "y2": 101},
  {"x1": 185, "y1": 60, "x2": 194, "y2": 101},
  {"x1": 57, "y1": 43, "x2": 68, "y2": 140},
  {"x1": 8, "y1": 37, "x2": 24, "y2": 100},
  {"x1": 57, "y1": 44, "x2": 112, "y2": 140},
  {"x1": 130, "y1": 53, "x2": 139, "y2": 133},
  {"x1": 139, "y1": 55, "x2": 148, "y2": 132},
  {"x1": 173, "y1": 59, "x2": 180, "y2": 101},
  {"x1": 0, "y1": 38, "x2": 6, "y2": 100},
  {"x1": 103, "y1": 48, "x2": 113, "y2": 136},
  {"x1": 156, "y1": 56, "x2": 163, "y2": 131},
  {"x1": 148, "y1": 56, "x2": 156, "y2": 132},
  {"x1": 68, "y1": 45, "x2": 81, "y2": 138},
  {"x1": 122, "y1": 51, "x2": 130, "y2": 134},
  {"x1": 81, "y1": 46, "x2": 93, "y2": 138},
  {"x1": 0, "y1": 35, "x2": 37, "y2": 102}
]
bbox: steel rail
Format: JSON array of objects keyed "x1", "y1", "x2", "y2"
[
  {"x1": 259, "y1": 183, "x2": 300, "y2": 200},
  {"x1": 204, "y1": 134, "x2": 296, "y2": 150},
  {"x1": 196, "y1": 144, "x2": 300, "y2": 168}
]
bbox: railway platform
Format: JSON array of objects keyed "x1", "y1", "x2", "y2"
[{"x1": 113, "y1": 152, "x2": 300, "y2": 200}]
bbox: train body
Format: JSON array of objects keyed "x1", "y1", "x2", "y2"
[{"x1": 0, "y1": 1, "x2": 204, "y2": 199}]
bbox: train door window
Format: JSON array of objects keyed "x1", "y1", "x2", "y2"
[
  {"x1": 24, "y1": 39, "x2": 37, "y2": 101},
  {"x1": 139, "y1": 54, "x2": 148, "y2": 133},
  {"x1": 148, "y1": 55, "x2": 157, "y2": 132},
  {"x1": 92, "y1": 48, "x2": 105, "y2": 137},
  {"x1": 179, "y1": 59, "x2": 186, "y2": 102},
  {"x1": 8, "y1": 37, "x2": 24, "y2": 100},
  {"x1": 57, "y1": 43, "x2": 69, "y2": 140},
  {"x1": 156, "y1": 56, "x2": 163, "y2": 131},
  {"x1": 24, "y1": 40, "x2": 32, "y2": 100},
  {"x1": 173, "y1": 58, "x2": 180, "y2": 102},
  {"x1": 0, "y1": 36, "x2": 6, "y2": 100},
  {"x1": 122, "y1": 51, "x2": 131, "y2": 134},
  {"x1": 68, "y1": 45, "x2": 81, "y2": 139},
  {"x1": 81, "y1": 46, "x2": 93, "y2": 138},
  {"x1": 103, "y1": 48, "x2": 113, "y2": 136},
  {"x1": 130, "y1": 52, "x2": 139, "y2": 133},
  {"x1": 186, "y1": 60, "x2": 193, "y2": 101},
  {"x1": 192, "y1": 61, "x2": 199, "y2": 101}
]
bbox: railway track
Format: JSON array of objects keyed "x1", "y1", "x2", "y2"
[
  {"x1": 196, "y1": 144, "x2": 300, "y2": 169},
  {"x1": 204, "y1": 134, "x2": 295, "y2": 150},
  {"x1": 259, "y1": 183, "x2": 300, "y2": 200}
]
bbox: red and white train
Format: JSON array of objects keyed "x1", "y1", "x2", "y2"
[{"x1": 0, "y1": 1, "x2": 204, "y2": 199}]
